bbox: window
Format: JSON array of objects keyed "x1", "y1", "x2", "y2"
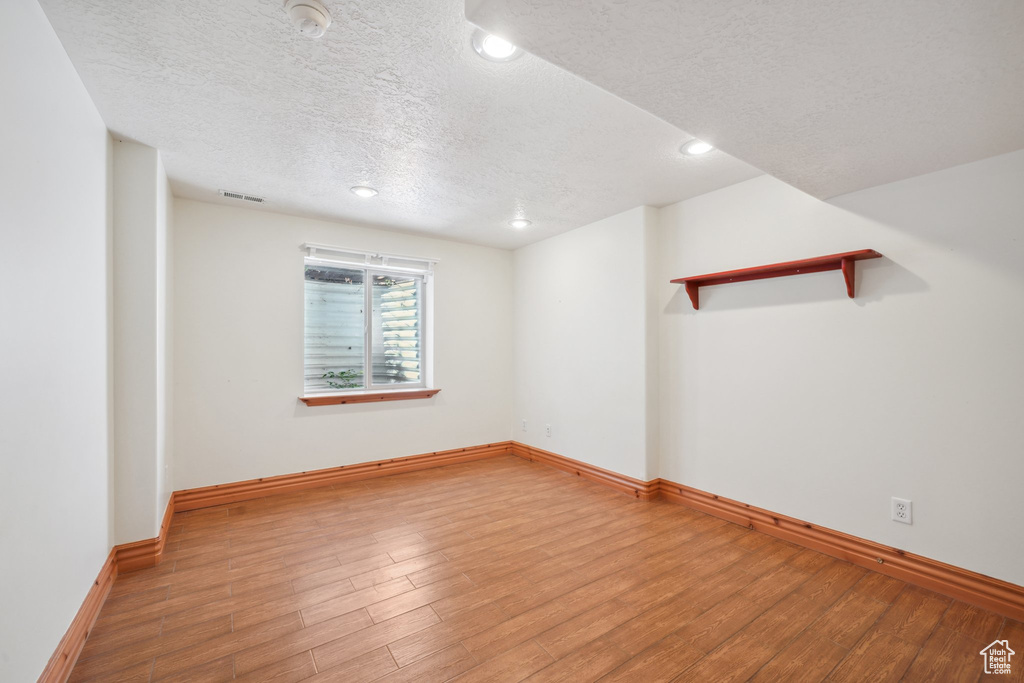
[{"x1": 302, "y1": 244, "x2": 434, "y2": 396}]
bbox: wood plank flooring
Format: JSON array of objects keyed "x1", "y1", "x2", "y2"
[{"x1": 71, "y1": 455, "x2": 1021, "y2": 682}]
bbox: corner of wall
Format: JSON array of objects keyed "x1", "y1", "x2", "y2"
[
  {"x1": 106, "y1": 132, "x2": 117, "y2": 549},
  {"x1": 641, "y1": 206, "x2": 662, "y2": 481},
  {"x1": 156, "y1": 151, "x2": 174, "y2": 528},
  {"x1": 510, "y1": 205, "x2": 655, "y2": 481},
  {"x1": 111, "y1": 140, "x2": 172, "y2": 544}
]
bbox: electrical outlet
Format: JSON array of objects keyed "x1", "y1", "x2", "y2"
[
  {"x1": 545, "y1": 424, "x2": 552, "y2": 437},
  {"x1": 891, "y1": 497, "x2": 912, "y2": 524},
  {"x1": 521, "y1": 419, "x2": 527, "y2": 432}
]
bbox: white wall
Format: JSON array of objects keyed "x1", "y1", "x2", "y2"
[
  {"x1": 112, "y1": 141, "x2": 174, "y2": 544},
  {"x1": 657, "y1": 150, "x2": 1024, "y2": 586},
  {"x1": 0, "y1": 1, "x2": 112, "y2": 679},
  {"x1": 512, "y1": 207, "x2": 657, "y2": 480},
  {"x1": 172, "y1": 200, "x2": 513, "y2": 489}
]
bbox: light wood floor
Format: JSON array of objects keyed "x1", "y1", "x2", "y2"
[{"x1": 71, "y1": 455, "x2": 1021, "y2": 682}]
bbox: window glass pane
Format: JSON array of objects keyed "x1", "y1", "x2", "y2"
[
  {"x1": 371, "y1": 274, "x2": 422, "y2": 385},
  {"x1": 304, "y1": 265, "x2": 365, "y2": 393}
]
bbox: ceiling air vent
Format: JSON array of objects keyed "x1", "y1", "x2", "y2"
[{"x1": 219, "y1": 190, "x2": 266, "y2": 204}]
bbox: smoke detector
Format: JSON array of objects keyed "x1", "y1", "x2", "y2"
[{"x1": 284, "y1": 0, "x2": 331, "y2": 38}]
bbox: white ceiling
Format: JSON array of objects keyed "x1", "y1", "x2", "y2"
[
  {"x1": 37, "y1": 0, "x2": 760, "y2": 249},
  {"x1": 467, "y1": 0, "x2": 1024, "y2": 199}
]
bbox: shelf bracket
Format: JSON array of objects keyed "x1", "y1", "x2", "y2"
[
  {"x1": 841, "y1": 257, "x2": 855, "y2": 298},
  {"x1": 685, "y1": 281, "x2": 700, "y2": 310}
]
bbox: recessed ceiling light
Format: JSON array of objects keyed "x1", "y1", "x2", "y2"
[
  {"x1": 472, "y1": 29, "x2": 522, "y2": 62},
  {"x1": 509, "y1": 218, "x2": 532, "y2": 229},
  {"x1": 681, "y1": 139, "x2": 714, "y2": 156},
  {"x1": 350, "y1": 186, "x2": 378, "y2": 198}
]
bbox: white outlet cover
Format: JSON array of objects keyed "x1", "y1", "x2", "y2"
[{"x1": 891, "y1": 497, "x2": 913, "y2": 524}]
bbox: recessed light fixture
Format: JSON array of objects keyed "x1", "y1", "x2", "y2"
[
  {"x1": 350, "y1": 186, "x2": 378, "y2": 198},
  {"x1": 509, "y1": 218, "x2": 532, "y2": 229},
  {"x1": 472, "y1": 29, "x2": 522, "y2": 62},
  {"x1": 681, "y1": 139, "x2": 714, "y2": 156}
]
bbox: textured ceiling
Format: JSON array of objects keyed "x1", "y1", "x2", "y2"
[
  {"x1": 36, "y1": 0, "x2": 760, "y2": 249},
  {"x1": 467, "y1": 0, "x2": 1024, "y2": 199}
]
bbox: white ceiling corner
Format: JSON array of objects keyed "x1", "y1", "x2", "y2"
[
  {"x1": 36, "y1": 0, "x2": 761, "y2": 249},
  {"x1": 467, "y1": 0, "x2": 1024, "y2": 200}
]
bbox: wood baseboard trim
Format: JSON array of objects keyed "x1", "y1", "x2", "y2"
[
  {"x1": 509, "y1": 442, "x2": 657, "y2": 501},
  {"x1": 653, "y1": 478, "x2": 1024, "y2": 621},
  {"x1": 507, "y1": 442, "x2": 1024, "y2": 621},
  {"x1": 113, "y1": 492, "x2": 176, "y2": 573},
  {"x1": 173, "y1": 442, "x2": 515, "y2": 512},
  {"x1": 38, "y1": 550, "x2": 117, "y2": 683},
  {"x1": 41, "y1": 495, "x2": 176, "y2": 681},
  {"x1": 41, "y1": 441, "x2": 1024, "y2": 682},
  {"x1": 509, "y1": 441, "x2": 1023, "y2": 620}
]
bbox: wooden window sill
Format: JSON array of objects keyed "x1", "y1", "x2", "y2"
[{"x1": 299, "y1": 389, "x2": 441, "y2": 406}]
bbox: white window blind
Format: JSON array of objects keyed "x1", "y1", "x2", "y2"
[{"x1": 301, "y1": 244, "x2": 435, "y2": 395}]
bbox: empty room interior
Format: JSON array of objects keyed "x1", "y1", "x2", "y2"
[{"x1": 4, "y1": 0, "x2": 1024, "y2": 681}]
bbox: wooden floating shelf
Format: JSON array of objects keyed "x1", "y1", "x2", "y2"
[{"x1": 671, "y1": 249, "x2": 883, "y2": 310}]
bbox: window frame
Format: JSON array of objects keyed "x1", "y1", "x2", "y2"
[{"x1": 301, "y1": 243, "x2": 436, "y2": 399}]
